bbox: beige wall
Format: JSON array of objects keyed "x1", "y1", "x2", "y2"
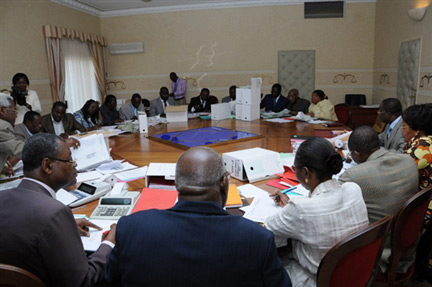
[
  {"x1": 373, "y1": 0, "x2": 432, "y2": 104},
  {"x1": 101, "y1": 2, "x2": 376, "y2": 105},
  {"x1": 0, "y1": 0, "x2": 100, "y2": 114},
  {"x1": 5, "y1": 1, "x2": 431, "y2": 111}
]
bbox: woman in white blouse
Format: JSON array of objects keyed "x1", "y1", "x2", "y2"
[
  {"x1": 308, "y1": 89, "x2": 338, "y2": 121},
  {"x1": 11, "y1": 73, "x2": 42, "y2": 124},
  {"x1": 264, "y1": 137, "x2": 368, "y2": 287}
]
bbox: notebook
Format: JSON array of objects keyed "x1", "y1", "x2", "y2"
[
  {"x1": 132, "y1": 188, "x2": 177, "y2": 213},
  {"x1": 226, "y1": 184, "x2": 243, "y2": 208}
]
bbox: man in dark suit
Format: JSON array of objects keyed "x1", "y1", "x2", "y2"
[
  {"x1": 188, "y1": 88, "x2": 212, "y2": 112},
  {"x1": 149, "y1": 86, "x2": 175, "y2": 117},
  {"x1": 260, "y1": 83, "x2": 289, "y2": 112},
  {"x1": 13, "y1": 110, "x2": 42, "y2": 141},
  {"x1": 105, "y1": 146, "x2": 291, "y2": 287},
  {"x1": 286, "y1": 88, "x2": 310, "y2": 115},
  {"x1": 41, "y1": 101, "x2": 86, "y2": 137},
  {"x1": 377, "y1": 98, "x2": 406, "y2": 153},
  {"x1": 0, "y1": 133, "x2": 116, "y2": 287}
]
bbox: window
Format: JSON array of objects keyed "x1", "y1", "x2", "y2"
[{"x1": 62, "y1": 38, "x2": 101, "y2": 113}]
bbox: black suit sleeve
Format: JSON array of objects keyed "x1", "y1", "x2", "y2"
[{"x1": 38, "y1": 205, "x2": 112, "y2": 287}]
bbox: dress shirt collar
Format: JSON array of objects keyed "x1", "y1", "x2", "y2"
[
  {"x1": 51, "y1": 115, "x2": 65, "y2": 135},
  {"x1": 389, "y1": 115, "x2": 401, "y2": 130},
  {"x1": 170, "y1": 200, "x2": 229, "y2": 216},
  {"x1": 310, "y1": 179, "x2": 340, "y2": 197},
  {"x1": 24, "y1": 125, "x2": 33, "y2": 136},
  {"x1": 22, "y1": 177, "x2": 57, "y2": 199}
]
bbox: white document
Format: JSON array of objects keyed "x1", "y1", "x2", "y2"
[
  {"x1": 95, "y1": 161, "x2": 137, "y2": 175},
  {"x1": 237, "y1": 184, "x2": 268, "y2": 198},
  {"x1": 116, "y1": 166, "x2": 148, "y2": 182},
  {"x1": 146, "y1": 163, "x2": 176, "y2": 180},
  {"x1": 264, "y1": 118, "x2": 294, "y2": 123},
  {"x1": 71, "y1": 134, "x2": 112, "y2": 171},
  {"x1": 76, "y1": 170, "x2": 104, "y2": 183},
  {"x1": 0, "y1": 178, "x2": 22, "y2": 190},
  {"x1": 56, "y1": 188, "x2": 78, "y2": 206},
  {"x1": 243, "y1": 194, "x2": 282, "y2": 223},
  {"x1": 80, "y1": 219, "x2": 117, "y2": 252}
]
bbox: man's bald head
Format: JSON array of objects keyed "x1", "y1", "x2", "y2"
[{"x1": 175, "y1": 147, "x2": 228, "y2": 205}]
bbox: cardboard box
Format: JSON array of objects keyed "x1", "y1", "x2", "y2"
[
  {"x1": 145, "y1": 163, "x2": 176, "y2": 190},
  {"x1": 166, "y1": 105, "x2": 187, "y2": 122},
  {"x1": 211, "y1": 103, "x2": 231, "y2": 120},
  {"x1": 138, "y1": 114, "x2": 148, "y2": 134},
  {"x1": 239, "y1": 104, "x2": 260, "y2": 121},
  {"x1": 222, "y1": 148, "x2": 284, "y2": 183}
]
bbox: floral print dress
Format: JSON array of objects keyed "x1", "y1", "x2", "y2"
[{"x1": 405, "y1": 134, "x2": 432, "y2": 190}]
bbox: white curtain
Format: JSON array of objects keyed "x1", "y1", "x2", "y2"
[{"x1": 62, "y1": 38, "x2": 101, "y2": 113}]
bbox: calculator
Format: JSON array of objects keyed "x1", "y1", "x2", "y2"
[{"x1": 90, "y1": 195, "x2": 138, "y2": 220}]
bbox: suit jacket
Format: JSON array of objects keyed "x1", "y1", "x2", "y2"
[
  {"x1": 287, "y1": 98, "x2": 310, "y2": 114},
  {"x1": 378, "y1": 118, "x2": 406, "y2": 153},
  {"x1": 41, "y1": 113, "x2": 86, "y2": 134},
  {"x1": 0, "y1": 179, "x2": 112, "y2": 287},
  {"x1": 119, "y1": 102, "x2": 145, "y2": 120},
  {"x1": 149, "y1": 97, "x2": 175, "y2": 117},
  {"x1": 188, "y1": 95, "x2": 212, "y2": 112},
  {"x1": 221, "y1": 96, "x2": 233, "y2": 103},
  {"x1": 339, "y1": 147, "x2": 418, "y2": 223},
  {"x1": 0, "y1": 119, "x2": 24, "y2": 168},
  {"x1": 105, "y1": 200, "x2": 291, "y2": 287},
  {"x1": 260, "y1": 94, "x2": 289, "y2": 112},
  {"x1": 13, "y1": 123, "x2": 31, "y2": 141}
]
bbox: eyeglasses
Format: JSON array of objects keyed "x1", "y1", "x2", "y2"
[
  {"x1": 47, "y1": 157, "x2": 76, "y2": 165},
  {"x1": 377, "y1": 110, "x2": 386, "y2": 115}
]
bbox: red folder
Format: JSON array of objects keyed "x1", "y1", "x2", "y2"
[{"x1": 132, "y1": 188, "x2": 177, "y2": 213}]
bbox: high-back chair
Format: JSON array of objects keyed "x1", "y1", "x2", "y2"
[
  {"x1": 0, "y1": 264, "x2": 45, "y2": 287},
  {"x1": 374, "y1": 185, "x2": 432, "y2": 287},
  {"x1": 345, "y1": 94, "x2": 366, "y2": 106},
  {"x1": 334, "y1": 103, "x2": 350, "y2": 125},
  {"x1": 316, "y1": 215, "x2": 393, "y2": 287}
]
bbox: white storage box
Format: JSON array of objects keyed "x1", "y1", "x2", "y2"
[{"x1": 222, "y1": 148, "x2": 283, "y2": 183}]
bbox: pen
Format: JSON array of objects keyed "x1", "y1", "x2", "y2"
[
  {"x1": 281, "y1": 186, "x2": 297, "y2": 194},
  {"x1": 74, "y1": 214, "x2": 90, "y2": 220}
]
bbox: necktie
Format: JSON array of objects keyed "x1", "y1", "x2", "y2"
[
  {"x1": 387, "y1": 127, "x2": 392, "y2": 139},
  {"x1": 164, "y1": 100, "x2": 167, "y2": 108},
  {"x1": 273, "y1": 98, "x2": 277, "y2": 108}
]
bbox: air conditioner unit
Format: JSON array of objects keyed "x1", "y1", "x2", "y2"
[{"x1": 110, "y1": 42, "x2": 144, "y2": 55}]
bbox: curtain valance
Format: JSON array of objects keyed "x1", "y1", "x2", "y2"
[{"x1": 42, "y1": 25, "x2": 107, "y2": 46}]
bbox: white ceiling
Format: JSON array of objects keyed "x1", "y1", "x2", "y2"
[{"x1": 51, "y1": 0, "x2": 369, "y2": 18}]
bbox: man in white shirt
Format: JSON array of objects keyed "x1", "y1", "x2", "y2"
[{"x1": 169, "y1": 72, "x2": 187, "y2": 105}]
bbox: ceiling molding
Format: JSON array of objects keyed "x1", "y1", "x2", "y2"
[{"x1": 51, "y1": 0, "x2": 376, "y2": 18}]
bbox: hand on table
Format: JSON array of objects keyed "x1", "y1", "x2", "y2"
[{"x1": 76, "y1": 218, "x2": 102, "y2": 237}]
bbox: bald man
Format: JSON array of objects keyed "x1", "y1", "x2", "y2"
[{"x1": 105, "y1": 147, "x2": 291, "y2": 287}]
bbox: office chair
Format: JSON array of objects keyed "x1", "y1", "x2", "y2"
[
  {"x1": 0, "y1": 264, "x2": 46, "y2": 287},
  {"x1": 374, "y1": 185, "x2": 432, "y2": 287},
  {"x1": 334, "y1": 103, "x2": 350, "y2": 125},
  {"x1": 316, "y1": 215, "x2": 393, "y2": 287},
  {"x1": 345, "y1": 94, "x2": 366, "y2": 106}
]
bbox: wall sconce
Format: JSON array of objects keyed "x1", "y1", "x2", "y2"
[{"x1": 408, "y1": 7, "x2": 427, "y2": 21}]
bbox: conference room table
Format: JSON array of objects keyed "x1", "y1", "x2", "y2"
[{"x1": 72, "y1": 117, "x2": 345, "y2": 217}]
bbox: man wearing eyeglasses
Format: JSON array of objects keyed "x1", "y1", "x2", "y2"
[
  {"x1": 0, "y1": 92, "x2": 24, "y2": 176},
  {"x1": 0, "y1": 133, "x2": 116, "y2": 287}
]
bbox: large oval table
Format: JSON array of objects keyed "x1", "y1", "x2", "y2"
[{"x1": 73, "y1": 118, "x2": 336, "y2": 216}]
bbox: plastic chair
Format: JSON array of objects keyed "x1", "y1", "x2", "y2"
[
  {"x1": 334, "y1": 103, "x2": 350, "y2": 125},
  {"x1": 345, "y1": 94, "x2": 366, "y2": 106},
  {"x1": 316, "y1": 215, "x2": 393, "y2": 287},
  {"x1": 0, "y1": 264, "x2": 45, "y2": 287},
  {"x1": 374, "y1": 185, "x2": 432, "y2": 287}
]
